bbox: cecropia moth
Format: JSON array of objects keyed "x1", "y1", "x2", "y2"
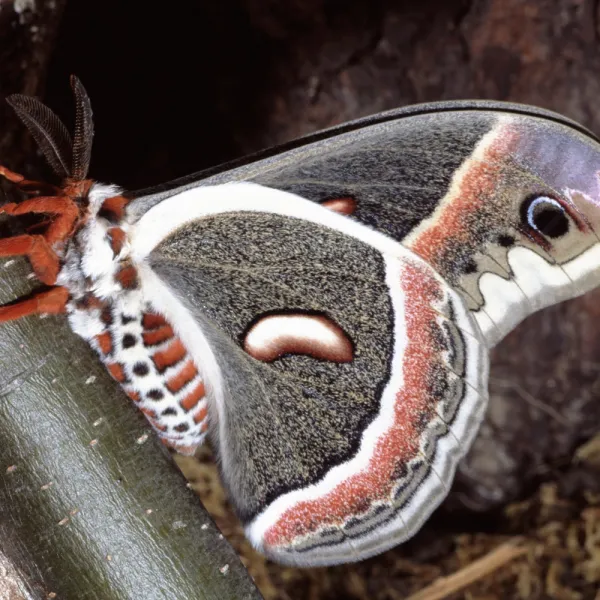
[{"x1": 2, "y1": 77, "x2": 600, "y2": 565}]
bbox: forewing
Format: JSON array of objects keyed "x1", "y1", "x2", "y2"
[{"x1": 147, "y1": 198, "x2": 488, "y2": 565}]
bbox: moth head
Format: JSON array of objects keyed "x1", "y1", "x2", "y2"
[
  {"x1": 0, "y1": 77, "x2": 126, "y2": 304},
  {"x1": 6, "y1": 75, "x2": 95, "y2": 204}
]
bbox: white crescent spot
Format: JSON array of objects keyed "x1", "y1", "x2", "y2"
[{"x1": 243, "y1": 313, "x2": 353, "y2": 363}]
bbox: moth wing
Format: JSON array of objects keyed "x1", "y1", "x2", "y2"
[{"x1": 142, "y1": 183, "x2": 488, "y2": 566}]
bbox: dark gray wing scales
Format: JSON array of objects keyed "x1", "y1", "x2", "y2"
[
  {"x1": 250, "y1": 113, "x2": 494, "y2": 241},
  {"x1": 150, "y1": 212, "x2": 394, "y2": 522},
  {"x1": 128, "y1": 110, "x2": 496, "y2": 242}
]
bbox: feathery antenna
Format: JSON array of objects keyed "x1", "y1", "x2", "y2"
[{"x1": 6, "y1": 94, "x2": 73, "y2": 178}]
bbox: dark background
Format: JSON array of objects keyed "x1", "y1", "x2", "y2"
[
  {"x1": 43, "y1": 0, "x2": 600, "y2": 188},
  {"x1": 2, "y1": 0, "x2": 600, "y2": 598}
]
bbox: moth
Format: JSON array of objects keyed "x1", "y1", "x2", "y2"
[{"x1": 2, "y1": 77, "x2": 600, "y2": 566}]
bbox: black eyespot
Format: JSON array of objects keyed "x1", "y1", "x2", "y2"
[
  {"x1": 161, "y1": 407, "x2": 177, "y2": 416},
  {"x1": 462, "y1": 258, "x2": 478, "y2": 274},
  {"x1": 521, "y1": 195, "x2": 569, "y2": 238},
  {"x1": 498, "y1": 234, "x2": 515, "y2": 247},
  {"x1": 174, "y1": 423, "x2": 190, "y2": 433},
  {"x1": 133, "y1": 362, "x2": 150, "y2": 376},
  {"x1": 147, "y1": 389, "x2": 164, "y2": 400},
  {"x1": 122, "y1": 334, "x2": 137, "y2": 348}
]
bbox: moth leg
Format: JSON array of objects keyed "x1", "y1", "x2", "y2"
[
  {"x1": 0, "y1": 235, "x2": 60, "y2": 285},
  {"x1": 0, "y1": 165, "x2": 27, "y2": 184},
  {"x1": 0, "y1": 286, "x2": 69, "y2": 323},
  {"x1": 0, "y1": 165, "x2": 61, "y2": 195},
  {"x1": 1, "y1": 197, "x2": 79, "y2": 245}
]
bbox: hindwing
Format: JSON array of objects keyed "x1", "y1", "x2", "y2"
[{"x1": 140, "y1": 184, "x2": 488, "y2": 565}]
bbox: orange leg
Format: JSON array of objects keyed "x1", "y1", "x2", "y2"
[
  {"x1": 0, "y1": 165, "x2": 25, "y2": 184},
  {"x1": 0, "y1": 165, "x2": 60, "y2": 195},
  {"x1": 1, "y1": 196, "x2": 79, "y2": 245},
  {"x1": 0, "y1": 235, "x2": 60, "y2": 285},
  {"x1": 0, "y1": 286, "x2": 69, "y2": 323}
]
